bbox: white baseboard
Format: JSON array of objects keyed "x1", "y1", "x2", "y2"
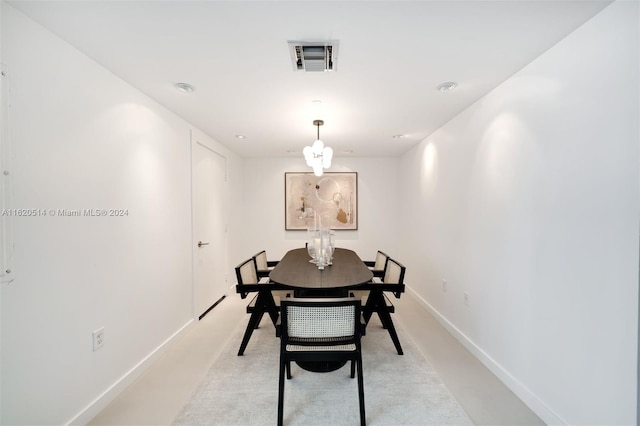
[
  {"x1": 406, "y1": 287, "x2": 566, "y2": 425},
  {"x1": 66, "y1": 319, "x2": 196, "y2": 425}
]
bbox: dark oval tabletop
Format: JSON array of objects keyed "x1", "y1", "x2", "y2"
[{"x1": 269, "y1": 248, "x2": 373, "y2": 289}]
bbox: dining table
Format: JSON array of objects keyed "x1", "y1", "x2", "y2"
[
  {"x1": 235, "y1": 247, "x2": 405, "y2": 361},
  {"x1": 269, "y1": 247, "x2": 373, "y2": 297}
]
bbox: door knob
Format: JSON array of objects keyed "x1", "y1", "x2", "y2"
[{"x1": 197, "y1": 241, "x2": 210, "y2": 248}]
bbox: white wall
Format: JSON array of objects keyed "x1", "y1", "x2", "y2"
[
  {"x1": 238, "y1": 157, "x2": 400, "y2": 266},
  {"x1": 0, "y1": 5, "x2": 241, "y2": 424},
  {"x1": 3, "y1": 0, "x2": 637, "y2": 424},
  {"x1": 398, "y1": 1, "x2": 639, "y2": 424}
]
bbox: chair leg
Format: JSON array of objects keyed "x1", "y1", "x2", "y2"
[
  {"x1": 362, "y1": 306, "x2": 373, "y2": 324},
  {"x1": 237, "y1": 308, "x2": 262, "y2": 356},
  {"x1": 362, "y1": 290, "x2": 384, "y2": 325},
  {"x1": 278, "y1": 358, "x2": 286, "y2": 426},
  {"x1": 256, "y1": 290, "x2": 280, "y2": 326},
  {"x1": 254, "y1": 311, "x2": 265, "y2": 329},
  {"x1": 260, "y1": 291, "x2": 279, "y2": 326},
  {"x1": 239, "y1": 291, "x2": 281, "y2": 355},
  {"x1": 286, "y1": 361, "x2": 292, "y2": 379},
  {"x1": 350, "y1": 360, "x2": 355, "y2": 378},
  {"x1": 377, "y1": 306, "x2": 404, "y2": 355},
  {"x1": 357, "y1": 356, "x2": 366, "y2": 426}
]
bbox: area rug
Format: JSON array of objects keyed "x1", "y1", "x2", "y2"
[{"x1": 173, "y1": 315, "x2": 473, "y2": 425}]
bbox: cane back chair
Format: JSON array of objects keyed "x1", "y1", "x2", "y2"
[{"x1": 277, "y1": 298, "x2": 366, "y2": 426}]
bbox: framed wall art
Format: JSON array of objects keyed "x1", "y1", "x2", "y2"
[{"x1": 285, "y1": 172, "x2": 358, "y2": 230}]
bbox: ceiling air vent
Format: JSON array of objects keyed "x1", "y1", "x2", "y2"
[{"x1": 288, "y1": 41, "x2": 338, "y2": 72}]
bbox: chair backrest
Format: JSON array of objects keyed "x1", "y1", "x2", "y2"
[
  {"x1": 383, "y1": 258, "x2": 406, "y2": 298},
  {"x1": 280, "y1": 298, "x2": 362, "y2": 346},
  {"x1": 373, "y1": 251, "x2": 389, "y2": 271},
  {"x1": 235, "y1": 257, "x2": 259, "y2": 299},
  {"x1": 254, "y1": 250, "x2": 268, "y2": 271}
]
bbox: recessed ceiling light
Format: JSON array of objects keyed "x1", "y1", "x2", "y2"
[
  {"x1": 234, "y1": 135, "x2": 246, "y2": 140},
  {"x1": 175, "y1": 82, "x2": 194, "y2": 93},
  {"x1": 343, "y1": 149, "x2": 354, "y2": 154},
  {"x1": 436, "y1": 81, "x2": 457, "y2": 93},
  {"x1": 392, "y1": 134, "x2": 406, "y2": 139}
]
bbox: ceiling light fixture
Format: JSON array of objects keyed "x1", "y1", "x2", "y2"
[
  {"x1": 175, "y1": 82, "x2": 194, "y2": 93},
  {"x1": 436, "y1": 81, "x2": 457, "y2": 93},
  {"x1": 303, "y1": 120, "x2": 333, "y2": 177}
]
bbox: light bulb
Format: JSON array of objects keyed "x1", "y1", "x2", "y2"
[
  {"x1": 322, "y1": 146, "x2": 333, "y2": 168},
  {"x1": 312, "y1": 139, "x2": 324, "y2": 154},
  {"x1": 323, "y1": 146, "x2": 333, "y2": 160},
  {"x1": 303, "y1": 146, "x2": 314, "y2": 166}
]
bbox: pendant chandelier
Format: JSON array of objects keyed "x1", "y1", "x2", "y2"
[{"x1": 303, "y1": 120, "x2": 333, "y2": 177}]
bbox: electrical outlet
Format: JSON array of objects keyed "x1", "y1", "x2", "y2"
[
  {"x1": 442, "y1": 279, "x2": 448, "y2": 293},
  {"x1": 92, "y1": 327, "x2": 104, "y2": 351},
  {"x1": 463, "y1": 291, "x2": 469, "y2": 306}
]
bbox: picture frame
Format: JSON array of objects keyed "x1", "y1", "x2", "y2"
[{"x1": 285, "y1": 172, "x2": 358, "y2": 230}]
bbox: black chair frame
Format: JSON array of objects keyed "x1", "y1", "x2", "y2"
[
  {"x1": 235, "y1": 257, "x2": 279, "y2": 356},
  {"x1": 362, "y1": 258, "x2": 406, "y2": 355},
  {"x1": 276, "y1": 298, "x2": 366, "y2": 426},
  {"x1": 253, "y1": 250, "x2": 279, "y2": 279},
  {"x1": 363, "y1": 250, "x2": 389, "y2": 278}
]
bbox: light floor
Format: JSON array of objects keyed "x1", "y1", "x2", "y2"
[{"x1": 89, "y1": 293, "x2": 544, "y2": 425}]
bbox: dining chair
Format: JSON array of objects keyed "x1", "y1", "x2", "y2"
[
  {"x1": 252, "y1": 250, "x2": 289, "y2": 302},
  {"x1": 276, "y1": 298, "x2": 366, "y2": 426},
  {"x1": 253, "y1": 250, "x2": 279, "y2": 279},
  {"x1": 352, "y1": 249, "x2": 389, "y2": 311},
  {"x1": 383, "y1": 258, "x2": 406, "y2": 299},
  {"x1": 363, "y1": 250, "x2": 389, "y2": 278},
  {"x1": 236, "y1": 257, "x2": 283, "y2": 356},
  {"x1": 351, "y1": 250, "x2": 389, "y2": 304},
  {"x1": 362, "y1": 257, "x2": 406, "y2": 355}
]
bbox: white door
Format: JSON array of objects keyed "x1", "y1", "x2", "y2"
[{"x1": 192, "y1": 139, "x2": 227, "y2": 318}]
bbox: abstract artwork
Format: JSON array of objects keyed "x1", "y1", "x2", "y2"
[{"x1": 285, "y1": 172, "x2": 357, "y2": 230}]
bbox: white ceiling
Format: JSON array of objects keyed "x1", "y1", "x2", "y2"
[{"x1": 9, "y1": 0, "x2": 611, "y2": 158}]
